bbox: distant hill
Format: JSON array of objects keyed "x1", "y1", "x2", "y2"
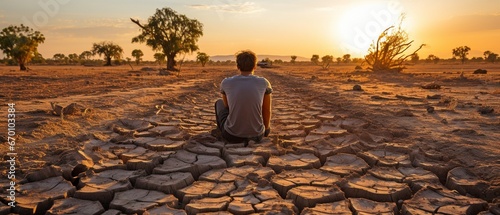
[{"x1": 210, "y1": 55, "x2": 309, "y2": 62}]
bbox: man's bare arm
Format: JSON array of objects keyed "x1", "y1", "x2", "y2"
[
  {"x1": 262, "y1": 94, "x2": 272, "y2": 129},
  {"x1": 222, "y1": 94, "x2": 229, "y2": 108}
]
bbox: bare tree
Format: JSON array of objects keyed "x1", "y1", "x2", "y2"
[{"x1": 365, "y1": 16, "x2": 425, "y2": 72}]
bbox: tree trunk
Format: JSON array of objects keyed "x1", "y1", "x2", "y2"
[
  {"x1": 105, "y1": 56, "x2": 112, "y2": 66},
  {"x1": 166, "y1": 54, "x2": 177, "y2": 71},
  {"x1": 19, "y1": 63, "x2": 27, "y2": 71}
]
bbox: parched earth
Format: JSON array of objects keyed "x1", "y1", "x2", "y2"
[{"x1": 0, "y1": 65, "x2": 499, "y2": 214}]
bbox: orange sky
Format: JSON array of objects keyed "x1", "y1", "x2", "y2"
[{"x1": 0, "y1": 0, "x2": 499, "y2": 61}]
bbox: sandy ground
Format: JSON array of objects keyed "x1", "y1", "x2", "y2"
[{"x1": 0, "y1": 63, "x2": 499, "y2": 214}]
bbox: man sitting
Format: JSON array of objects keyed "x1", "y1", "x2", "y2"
[{"x1": 215, "y1": 50, "x2": 272, "y2": 143}]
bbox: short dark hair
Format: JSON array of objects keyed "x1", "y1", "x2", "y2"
[{"x1": 236, "y1": 50, "x2": 257, "y2": 72}]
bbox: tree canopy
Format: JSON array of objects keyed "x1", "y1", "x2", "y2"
[
  {"x1": 53, "y1": 53, "x2": 66, "y2": 62},
  {"x1": 31, "y1": 52, "x2": 45, "y2": 64},
  {"x1": 91, "y1": 41, "x2": 123, "y2": 66},
  {"x1": 321, "y1": 55, "x2": 333, "y2": 69},
  {"x1": 452, "y1": 46, "x2": 471, "y2": 64},
  {"x1": 68, "y1": 53, "x2": 78, "y2": 64},
  {"x1": 426, "y1": 54, "x2": 440, "y2": 64},
  {"x1": 486, "y1": 52, "x2": 498, "y2": 63},
  {"x1": 483, "y1": 51, "x2": 491, "y2": 60},
  {"x1": 131, "y1": 7, "x2": 203, "y2": 71},
  {"x1": 131, "y1": 49, "x2": 144, "y2": 65},
  {"x1": 154, "y1": 53, "x2": 165, "y2": 65},
  {"x1": 342, "y1": 54, "x2": 351, "y2": 63},
  {"x1": 311, "y1": 55, "x2": 319, "y2": 65},
  {"x1": 79, "y1": 51, "x2": 93, "y2": 60},
  {"x1": 0, "y1": 24, "x2": 45, "y2": 70},
  {"x1": 196, "y1": 52, "x2": 210, "y2": 67}
]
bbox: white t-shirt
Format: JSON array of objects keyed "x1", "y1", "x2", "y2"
[{"x1": 221, "y1": 75, "x2": 273, "y2": 138}]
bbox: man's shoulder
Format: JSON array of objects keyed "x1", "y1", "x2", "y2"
[
  {"x1": 221, "y1": 75, "x2": 238, "y2": 84},
  {"x1": 253, "y1": 75, "x2": 271, "y2": 86},
  {"x1": 222, "y1": 75, "x2": 271, "y2": 85},
  {"x1": 250, "y1": 75, "x2": 270, "y2": 82},
  {"x1": 252, "y1": 75, "x2": 267, "y2": 80}
]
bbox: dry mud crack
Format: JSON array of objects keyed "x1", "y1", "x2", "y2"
[{"x1": 1, "y1": 69, "x2": 499, "y2": 215}]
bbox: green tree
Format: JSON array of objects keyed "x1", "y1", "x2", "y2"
[
  {"x1": 426, "y1": 54, "x2": 440, "y2": 64},
  {"x1": 311, "y1": 54, "x2": 319, "y2": 65},
  {"x1": 79, "y1": 51, "x2": 93, "y2": 61},
  {"x1": 53, "y1": 53, "x2": 66, "y2": 64},
  {"x1": 483, "y1": 51, "x2": 491, "y2": 60},
  {"x1": 321, "y1": 55, "x2": 333, "y2": 69},
  {"x1": 91, "y1": 41, "x2": 123, "y2": 66},
  {"x1": 365, "y1": 16, "x2": 425, "y2": 71},
  {"x1": 291, "y1": 55, "x2": 297, "y2": 64},
  {"x1": 131, "y1": 7, "x2": 203, "y2": 71},
  {"x1": 196, "y1": 52, "x2": 210, "y2": 67},
  {"x1": 154, "y1": 53, "x2": 165, "y2": 65},
  {"x1": 336, "y1": 57, "x2": 342, "y2": 65},
  {"x1": 131, "y1": 49, "x2": 144, "y2": 65},
  {"x1": 342, "y1": 54, "x2": 351, "y2": 63},
  {"x1": 486, "y1": 52, "x2": 498, "y2": 63},
  {"x1": 68, "y1": 53, "x2": 79, "y2": 64},
  {"x1": 0, "y1": 24, "x2": 45, "y2": 70},
  {"x1": 452, "y1": 46, "x2": 471, "y2": 64},
  {"x1": 31, "y1": 52, "x2": 45, "y2": 64}
]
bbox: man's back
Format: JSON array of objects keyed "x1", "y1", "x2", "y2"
[{"x1": 221, "y1": 74, "x2": 272, "y2": 138}]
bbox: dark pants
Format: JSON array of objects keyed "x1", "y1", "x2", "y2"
[{"x1": 215, "y1": 99, "x2": 262, "y2": 144}]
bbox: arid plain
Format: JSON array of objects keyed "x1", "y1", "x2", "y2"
[{"x1": 0, "y1": 63, "x2": 499, "y2": 214}]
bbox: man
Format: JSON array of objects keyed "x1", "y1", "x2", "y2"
[{"x1": 215, "y1": 50, "x2": 272, "y2": 143}]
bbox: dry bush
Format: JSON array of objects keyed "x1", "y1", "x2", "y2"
[{"x1": 365, "y1": 17, "x2": 424, "y2": 72}]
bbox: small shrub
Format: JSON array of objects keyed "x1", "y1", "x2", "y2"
[{"x1": 473, "y1": 69, "x2": 487, "y2": 74}]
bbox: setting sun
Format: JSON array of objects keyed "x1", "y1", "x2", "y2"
[{"x1": 336, "y1": 1, "x2": 404, "y2": 57}]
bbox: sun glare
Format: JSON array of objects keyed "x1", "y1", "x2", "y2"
[{"x1": 336, "y1": 2, "x2": 403, "y2": 56}]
